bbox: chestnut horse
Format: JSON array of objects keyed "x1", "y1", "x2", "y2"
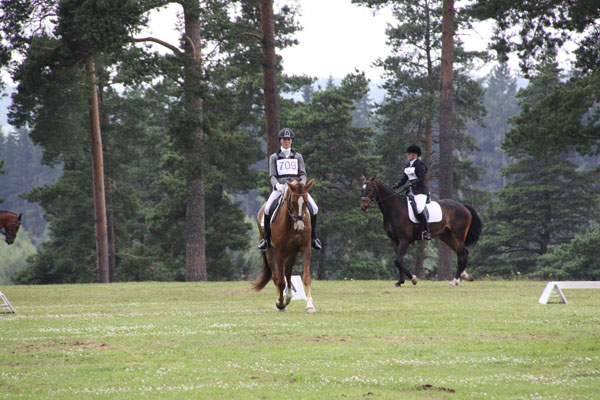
[
  {"x1": 0, "y1": 211, "x2": 22, "y2": 245},
  {"x1": 253, "y1": 179, "x2": 316, "y2": 313},
  {"x1": 360, "y1": 175, "x2": 482, "y2": 286}
]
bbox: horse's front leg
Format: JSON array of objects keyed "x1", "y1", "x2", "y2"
[
  {"x1": 301, "y1": 246, "x2": 315, "y2": 314},
  {"x1": 284, "y1": 260, "x2": 293, "y2": 308},
  {"x1": 390, "y1": 240, "x2": 404, "y2": 287},
  {"x1": 274, "y1": 251, "x2": 287, "y2": 311},
  {"x1": 394, "y1": 241, "x2": 417, "y2": 287}
]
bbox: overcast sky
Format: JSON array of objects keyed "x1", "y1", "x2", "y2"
[
  {"x1": 143, "y1": 1, "x2": 498, "y2": 83},
  {"x1": 278, "y1": 1, "x2": 395, "y2": 81}
]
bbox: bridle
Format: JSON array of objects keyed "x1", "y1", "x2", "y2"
[
  {"x1": 0, "y1": 221, "x2": 19, "y2": 243},
  {"x1": 361, "y1": 180, "x2": 401, "y2": 210},
  {"x1": 361, "y1": 181, "x2": 378, "y2": 210},
  {"x1": 285, "y1": 189, "x2": 307, "y2": 222}
]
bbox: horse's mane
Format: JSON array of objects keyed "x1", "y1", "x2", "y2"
[{"x1": 374, "y1": 179, "x2": 403, "y2": 199}]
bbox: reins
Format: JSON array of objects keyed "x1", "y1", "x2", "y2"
[
  {"x1": 283, "y1": 188, "x2": 305, "y2": 221},
  {"x1": 362, "y1": 181, "x2": 402, "y2": 209}
]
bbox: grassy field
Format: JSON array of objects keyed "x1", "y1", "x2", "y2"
[{"x1": 0, "y1": 280, "x2": 599, "y2": 399}]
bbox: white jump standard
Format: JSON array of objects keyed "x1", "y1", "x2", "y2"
[
  {"x1": 0, "y1": 291, "x2": 16, "y2": 313},
  {"x1": 538, "y1": 281, "x2": 600, "y2": 304}
]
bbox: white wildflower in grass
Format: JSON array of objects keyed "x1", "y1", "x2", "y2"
[{"x1": 1, "y1": 281, "x2": 599, "y2": 399}]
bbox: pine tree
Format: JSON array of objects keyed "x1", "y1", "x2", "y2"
[
  {"x1": 471, "y1": 53, "x2": 600, "y2": 277},
  {"x1": 468, "y1": 62, "x2": 519, "y2": 192},
  {"x1": 283, "y1": 72, "x2": 386, "y2": 279}
]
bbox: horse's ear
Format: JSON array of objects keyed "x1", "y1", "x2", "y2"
[
  {"x1": 305, "y1": 178, "x2": 315, "y2": 191},
  {"x1": 370, "y1": 174, "x2": 377, "y2": 181},
  {"x1": 17, "y1": 214, "x2": 22, "y2": 221},
  {"x1": 285, "y1": 180, "x2": 295, "y2": 190}
]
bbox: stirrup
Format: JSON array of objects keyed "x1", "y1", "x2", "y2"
[
  {"x1": 258, "y1": 239, "x2": 269, "y2": 250},
  {"x1": 421, "y1": 231, "x2": 431, "y2": 240},
  {"x1": 312, "y1": 238, "x2": 322, "y2": 250}
]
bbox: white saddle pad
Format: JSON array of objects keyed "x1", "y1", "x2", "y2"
[
  {"x1": 407, "y1": 199, "x2": 443, "y2": 223},
  {"x1": 260, "y1": 188, "x2": 287, "y2": 227}
]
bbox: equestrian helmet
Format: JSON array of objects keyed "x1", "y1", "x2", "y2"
[
  {"x1": 278, "y1": 128, "x2": 295, "y2": 139},
  {"x1": 406, "y1": 145, "x2": 422, "y2": 156}
]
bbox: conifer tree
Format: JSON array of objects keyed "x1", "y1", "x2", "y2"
[
  {"x1": 471, "y1": 53, "x2": 600, "y2": 277},
  {"x1": 283, "y1": 72, "x2": 386, "y2": 279}
]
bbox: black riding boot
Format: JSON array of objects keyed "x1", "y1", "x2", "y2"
[
  {"x1": 310, "y1": 214, "x2": 322, "y2": 250},
  {"x1": 417, "y1": 212, "x2": 432, "y2": 240},
  {"x1": 258, "y1": 213, "x2": 271, "y2": 250}
]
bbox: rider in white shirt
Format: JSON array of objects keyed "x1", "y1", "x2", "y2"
[{"x1": 258, "y1": 128, "x2": 322, "y2": 250}]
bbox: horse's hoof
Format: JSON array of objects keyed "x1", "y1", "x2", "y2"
[
  {"x1": 278, "y1": 308, "x2": 287, "y2": 312},
  {"x1": 276, "y1": 302, "x2": 286, "y2": 310},
  {"x1": 411, "y1": 275, "x2": 418, "y2": 285},
  {"x1": 306, "y1": 307, "x2": 316, "y2": 314},
  {"x1": 448, "y1": 279, "x2": 459, "y2": 286},
  {"x1": 460, "y1": 271, "x2": 474, "y2": 281},
  {"x1": 394, "y1": 281, "x2": 404, "y2": 287}
]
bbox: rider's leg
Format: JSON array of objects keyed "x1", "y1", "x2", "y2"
[
  {"x1": 307, "y1": 194, "x2": 322, "y2": 250},
  {"x1": 258, "y1": 190, "x2": 281, "y2": 249},
  {"x1": 258, "y1": 213, "x2": 271, "y2": 250},
  {"x1": 415, "y1": 194, "x2": 431, "y2": 240}
]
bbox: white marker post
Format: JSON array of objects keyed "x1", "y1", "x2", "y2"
[{"x1": 284, "y1": 275, "x2": 307, "y2": 300}]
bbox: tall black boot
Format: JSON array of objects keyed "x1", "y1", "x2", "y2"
[
  {"x1": 417, "y1": 212, "x2": 432, "y2": 240},
  {"x1": 310, "y1": 214, "x2": 322, "y2": 250},
  {"x1": 258, "y1": 213, "x2": 271, "y2": 250}
]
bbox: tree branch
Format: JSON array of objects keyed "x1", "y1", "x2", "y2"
[
  {"x1": 134, "y1": 36, "x2": 182, "y2": 55},
  {"x1": 239, "y1": 32, "x2": 263, "y2": 42},
  {"x1": 115, "y1": 252, "x2": 140, "y2": 259}
]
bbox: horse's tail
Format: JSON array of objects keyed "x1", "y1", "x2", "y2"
[
  {"x1": 464, "y1": 204, "x2": 482, "y2": 247},
  {"x1": 252, "y1": 251, "x2": 272, "y2": 291}
]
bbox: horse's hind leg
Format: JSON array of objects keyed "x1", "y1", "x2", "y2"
[{"x1": 457, "y1": 248, "x2": 473, "y2": 281}]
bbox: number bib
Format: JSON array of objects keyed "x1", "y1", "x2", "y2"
[
  {"x1": 404, "y1": 166, "x2": 417, "y2": 180},
  {"x1": 277, "y1": 158, "x2": 299, "y2": 176}
]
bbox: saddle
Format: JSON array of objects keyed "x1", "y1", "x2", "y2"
[
  {"x1": 260, "y1": 189, "x2": 287, "y2": 227},
  {"x1": 260, "y1": 187, "x2": 314, "y2": 227},
  {"x1": 406, "y1": 196, "x2": 442, "y2": 224}
]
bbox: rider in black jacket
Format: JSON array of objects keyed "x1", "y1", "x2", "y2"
[{"x1": 391, "y1": 145, "x2": 431, "y2": 240}]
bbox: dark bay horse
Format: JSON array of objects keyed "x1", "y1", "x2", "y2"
[
  {"x1": 0, "y1": 211, "x2": 22, "y2": 245},
  {"x1": 360, "y1": 175, "x2": 482, "y2": 286},
  {"x1": 253, "y1": 179, "x2": 316, "y2": 313}
]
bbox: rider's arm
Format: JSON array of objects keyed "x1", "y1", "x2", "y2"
[
  {"x1": 393, "y1": 174, "x2": 408, "y2": 189},
  {"x1": 296, "y1": 154, "x2": 307, "y2": 184},
  {"x1": 269, "y1": 154, "x2": 279, "y2": 189},
  {"x1": 413, "y1": 161, "x2": 427, "y2": 184}
]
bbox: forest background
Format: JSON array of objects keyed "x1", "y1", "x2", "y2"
[{"x1": 0, "y1": 0, "x2": 599, "y2": 285}]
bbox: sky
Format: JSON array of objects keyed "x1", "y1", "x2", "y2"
[
  {"x1": 142, "y1": 0, "x2": 498, "y2": 84},
  {"x1": 277, "y1": 1, "x2": 395, "y2": 81}
]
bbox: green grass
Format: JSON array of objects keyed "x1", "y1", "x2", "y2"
[{"x1": 1, "y1": 281, "x2": 599, "y2": 399}]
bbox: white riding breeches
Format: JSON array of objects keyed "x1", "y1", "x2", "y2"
[
  {"x1": 264, "y1": 189, "x2": 318, "y2": 215},
  {"x1": 413, "y1": 194, "x2": 427, "y2": 214}
]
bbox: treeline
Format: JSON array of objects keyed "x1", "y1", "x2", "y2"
[{"x1": 1, "y1": 1, "x2": 599, "y2": 284}]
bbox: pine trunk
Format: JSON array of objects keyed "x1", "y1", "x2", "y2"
[
  {"x1": 260, "y1": 0, "x2": 280, "y2": 159},
  {"x1": 437, "y1": 0, "x2": 455, "y2": 280},
  {"x1": 85, "y1": 56, "x2": 109, "y2": 283},
  {"x1": 184, "y1": 2, "x2": 207, "y2": 281}
]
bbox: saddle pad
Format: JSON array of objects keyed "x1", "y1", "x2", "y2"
[
  {"x1": 407, "y1": 199, "x2": 443, "y2": 223},
  {"x1": 260, "y1": 188, "x2": 287, "y2": 227}
]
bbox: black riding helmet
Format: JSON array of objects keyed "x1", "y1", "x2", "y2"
[
  {"x1": 278, "y1": 128, "x2": 295, "y2": 139},
  {"x1": 406, "y1": 145, "x2": 421, "y2": 157}
]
